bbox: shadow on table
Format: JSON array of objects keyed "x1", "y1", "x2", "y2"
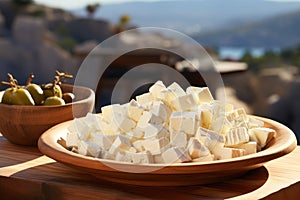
[
  {"x1": 0, "y1": 135, "x2": 41, "y2": 168},
  {"x1": 10, "y1": 160, "x2": 269, "y2": 200}
]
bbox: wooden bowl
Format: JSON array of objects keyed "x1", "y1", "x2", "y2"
[
  {"x1": 38, "y1": 116, "x2": 297, "y2": 186},
  {"x1": 0, "y1": 84, "x2": 95, "y2": 146}
]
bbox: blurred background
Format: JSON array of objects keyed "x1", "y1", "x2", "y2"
[{"x1": 0, "y1": 0, "x2": 299, "y2": 141}]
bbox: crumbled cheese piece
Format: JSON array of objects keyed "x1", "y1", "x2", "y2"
[
  {"x1": 136, "y1": 92, "x2": 154, "y2": 105},
  {"x1": 196, "y1": 127, "x2": 225, "y2": 152},
  {"x1": 186, "y1": 86, "x2": 214, "y2": 104},
  {"x1": 108, "y1": 135, "x2": 132, "y2": 155},
  {"x1": 101, "y1": 104, "x2": 124, "y2": 121},
  {"x1": 161, "y1": 147, "x2": 191, "y2": 163},
  {"x1": 89, "y1": 131, "x2": 116, "y2": 151},
  {"x1": 213, "y1": 147, "x2": 245, "y2": 160},
  {"x1": 85, "y1": 113, "x2": 102, "y2": 131},
  {"x1": 248, "y1": 117, "x2": 264, "y2": 128},
  {"x1": 115, "y1": 151, "x2": 132, "y2": 163},
  {"x1": 129, "y1": 151, "x2": 154, "y2": 164},
  {"x1": 137, "y1": 111, "x2": 163, "y2": 128},
  {"x1": 170, "y1": 131, "x2": 187, "y2": 148},
  {"x1": 69, "y1": 118, "x2": 92, "y2": 140},
  {"x1": 225, "y1": 127, "x2": 249, "y2": 147},
  {"x1": 192, "y1": 154, "x2": 214, "y2": 162},
  {"x1": 127, "y1": 99, "x2": 144, "y2": 122},
  {"x1": 233, "y1": 141, "x2": 257, "y2": 155},
  {"x1": 199, "y1": 108, "x2": 213, "y2": 129},
  {"x1": 149, "y1": 81, "x2": 167, "y2": 98},
  {"x1": 248, "y1": 127, "x2": 276, "y2": 148},
  {"x1": 167, "y1": 82, "x2": 186, "y2": 97},
  {"x1": 171, "y1": 93, "x2": 197, "y2": 111},
  {"x1": 169, "y1": 111, "x2": 198, "y2": 135},
  {"x1": 143, "y1": 124, "x2": 167, "y2": 139},
  {"x1": 132, "y1": 140, "x2": 145, "y2": 152},
  {"x1": 150, "y1": 101, "x2": 171, "y2": 122},
  {"x1": 78, "y1": 141, "x2": 102, "y2": 157},
  {"x1": 66, "y1": 132, "x2": 80, "y2": 148},
  {"x1": 187, "y1": 137, "x2": 210, "y2": 159},
  {"x1": 112, "y1": 113, "x2": 136, "y2": 133},
  {"x1": 142, "y1": 137, "x2": 170, "y2": 155}
]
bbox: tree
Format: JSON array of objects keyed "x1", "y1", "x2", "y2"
[
  {"x1": 86, "y1": 3, "x2": 100, "y2": 18},
  {"x1": 114, "y1": 14, "x2": 131, "y2": 33}
]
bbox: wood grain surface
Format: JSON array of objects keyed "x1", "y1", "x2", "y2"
[{"x1": 0, "y1": 133, "x2": 300, "y2": 199}]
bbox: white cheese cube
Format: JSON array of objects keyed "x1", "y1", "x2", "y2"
[
  {"x1": 214, "y1": 117, "x2": 233, "y2": 135},
  {"x1": 187, "y1": 137, "x2": 210, "y2": 159},
  {"x1": 78, "y1": 141, "x2": 102, "y2": 157},
  {"x1": 89, "y1": 131, "x2": 116, "y2": 151},
  {"x1": 169, "y1": 111, "x2": 198, "y2": 135},
  {"x1": 132, "y1": 140, "x2": 145, "y2": 152},
  {"x1": 115, "y1": 151, "x2": 132, "y2": 163},
  {"x1": 167, "y1": 82, "x2": 186, "y2": 97},
  {"x1": 101, "y1": 104, "x2": 124, "y2": 121},
  {"x1": 68, "y1": 118, "x2": 92, "y2": 140},
  {"x1": 157, "y1": 88, "x2": 177, "y2": 106},
  {"x1": 192, "y1": 154, "x2": 214, "y2": 162},
  {"x1": 143, "y1": 124, "x2": 168, "y2": 139},
  {"x1": 210, "y1": 116, "x2": 226, "y2": 133},
  {"x1": 233, "y1": 141, "x2": 257, "y2": 155},
  {"x1": 247, "y1": 117, "x2": 264, "y2": 128},
  {"x1": 142, "y1": 137, "x2": 169, "y2": 155},
  {"x1": 161, "y1": 147, "x2": 191, "y2": 163},
  {"x1": 136, "y1": 92, "x2": 154, "y2": 105},
  {"x1": 149, "y1": 81, "x2": 167, "y2": 98},
  {"x1": 112, "y1": 113, "x2": 136, "y2": 133},
  {"x1": 171, "y1": 93, "x2": 197, "y2": 111},
  {"x1": 186, "y1": 86, "x2": 214, "y2": 104},
  {"x1": 125, "y1": 130, "x2": 144, "y2": 141},
  {"x1": 129, "y1": 151, "x2": 154, "y2": 164},
  {"x1": 137, "y1": 111, "x2": 163, "y2": 128},
  {"x1": 153, "y1": 154, "x2": 164, "y2": 164},
  {"x1": 170, "y1": 131, "x2": 187, "y2": 148},
  {"x1": 226, "y1": 108, "x2": 248, "y2": 124},
  {"x1": 101, "y1": 151, "x2": 115, "y2": 160},
  {"x1": 225, "y1": 127, "x2": 249, "y2": 147},
  {"x1": 127, "y1": 99, "x2": 144, "y2": 122},
  {"x1": 99, "y1": 119, "x2": 119, "y2": 134},
  {"x1": 108, "y1": 135, "x2": 132, "y2": 155},
  {"x1": 196, "y1": 127, "x2": 225, "y2": 152},
  {"x1": 66, "y1": 132, "x2": 80, "y2": 148},
  {"x1": 248, "y1": 127, "x2": 276, "y2": 148},
  {"x1": 213, "y1": 147, "x2": 245, "y2": 160},
  {"x1": 85, "y1": 113, "x2": 103, "y2": 131},
  {"x1": 200, "y1": 109, "x2": 213, "y2": 129},
  {"x1": 150, "y1": 101, "x2": 171, "y2": 121}
]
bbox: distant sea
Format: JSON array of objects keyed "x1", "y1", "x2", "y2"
[{"x1": 218, "y1": 46, "x2": 281, "y2": 60}]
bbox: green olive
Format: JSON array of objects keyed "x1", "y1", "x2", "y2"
[
  {"x1": 43, "y1": 83, "x2": 63, "y2": 98},
  {"x1": 62, "y1": 92, "x2": 75, "y2": 104},
  {"x1": 26, "y1": 83, "x2": 45, "y2": 105},
  {"x1": 43, "y1": 96, "x2": 65, "y2": 106},
  {"x1": 2, "y1": 87, "x2": 35, "y2": 105}
]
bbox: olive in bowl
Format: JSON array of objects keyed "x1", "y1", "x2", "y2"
[{"x1": 0, "y1": 84, "x2": 95, "y2": 146}]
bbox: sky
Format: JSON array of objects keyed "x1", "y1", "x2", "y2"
[
  {"x1": 34, "y1": 0, "x2": 300, "y2": 10},
  {"x1": 34, "y1": 0, "x2": 174, "y2": 9}
]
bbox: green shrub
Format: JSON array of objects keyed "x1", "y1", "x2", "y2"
[{"x1": 56, "y1": 37, "x2": 76, "y2": 54}]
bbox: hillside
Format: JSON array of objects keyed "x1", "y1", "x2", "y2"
[
  {"x1": 192, "y1": 8, "x2": 300, "y2": 49},
  {"x1": 73, "y1": 0, "x2": 300, "y2": 35}
]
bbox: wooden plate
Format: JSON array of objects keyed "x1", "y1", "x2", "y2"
[{"x1": 38, "y1": 116, "x2": 297, "y2": 186}]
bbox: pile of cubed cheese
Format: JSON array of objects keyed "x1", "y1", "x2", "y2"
[{"x1": 66, "y1": 81, "x2": 276, "y2": 164}]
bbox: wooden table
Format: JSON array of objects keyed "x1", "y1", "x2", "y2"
[{"x1": 0, "y1": 134, "x2": 299, "y2": 200}]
